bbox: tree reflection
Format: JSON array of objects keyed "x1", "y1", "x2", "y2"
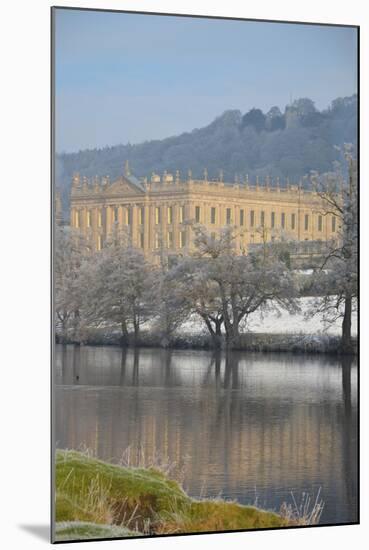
[
  {"x1": 132, "y1": 348, "x2": 140, "y2": 386},
  {"x1": 54, "y1": 344, "x2": 358, "y2": 525},
  {"x1": 202, "y1": 352, "x2": 220, "y2": 386},
  {"x1": 119, "y1": 348, "x2": 127, "y2": 385},
  {"x1": 224, "y1": 352, "x2": 239, "y2": 390},
  {"x1": 72, "y1": 344, "x2": 81, "y2": 384},
  {"x1": 164, "y1": 350, "x2": 173, "y2": 385},
  {"x1": 60, "y1": 344, "x2": 68, "y2": 384},
  {"x1": 341, "y1": 356, "x2": 352, "y2": 414},
  {"x1": 341, "y1": 356, "x2": 358, "y2": 521}
]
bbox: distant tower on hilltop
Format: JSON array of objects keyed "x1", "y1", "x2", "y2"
[{"x1": 285, "y1": 104, "x2": 300, "y2": 130}]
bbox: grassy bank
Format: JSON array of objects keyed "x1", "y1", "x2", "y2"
[
  {"x1": 54, "y1": 449, "x2": 289, "y2": 541},
  {"x1": 56, "y1": 327, "x2": 357, "y2": 355}
]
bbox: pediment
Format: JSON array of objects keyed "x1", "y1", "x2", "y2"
[{"x1": 105, "y1": 176, "x2": 144, "y2": 196}]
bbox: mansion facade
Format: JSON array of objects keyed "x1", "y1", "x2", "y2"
[{"x1": 68, "y1": 162, "x2": 338, "y2": 259}]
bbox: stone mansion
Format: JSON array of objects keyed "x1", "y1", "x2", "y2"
[{"x1": 68, "y1": 162, "x2": 338, "y2": 259}]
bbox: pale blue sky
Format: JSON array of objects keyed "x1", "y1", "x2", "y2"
[{"x1": 54, "y1": 9, "x2": 357, "y2": 153}]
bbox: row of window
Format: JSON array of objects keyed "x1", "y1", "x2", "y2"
[
  {"x1": 75, "y1": 210, "x2": 103, "y2": 228},
  {"x1": 154, "y1": 206, "x2": 186, "y2": 224},
  {"x1": 203, "y1": 208, "x2": 336, "y2": 232},
  {"x1": 151, "y1": 231, "x2": 187, "y2": 249},
  {"x1": 96, "y1": 231, "x2": 187, "y2": 251},
  {"x1": 96, "y1": 228, "x2": 316, "y2": 252},
  {"x1": 75, "y1": 207, "x2": 337, "y2": 233},
  {"x1": 95, "y1": 226, "x2": 331, "y2": 252},
  {"x1": 75, "y1": 206, "x2": 186, "y2": 228}
]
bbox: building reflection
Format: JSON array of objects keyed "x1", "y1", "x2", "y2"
[{"x1": 54, "y1": 345, "x2": 358, "y2": 524}]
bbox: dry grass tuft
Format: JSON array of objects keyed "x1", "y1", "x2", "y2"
[{"x1": 280, "y1": 488, "x2": 324, "y2": 526}]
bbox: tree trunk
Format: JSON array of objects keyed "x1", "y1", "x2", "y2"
[
  {"x1": 225, "y1": 321, "x2": 240, "y2": 349},
  {"x1": 61, "y1": 315, "x2": 67, "y2": 343},
  {"x1": 213, "y1": 317, "x2": 223, "y2": 349},
  {"x1": 202, "y1": 316, "x2": 215, "y2": 337},
  {"x1": 133, "y1": 314, "x2": 140, "y2": 345},
  {"x1": 218, "y1": 282, "x2": 233, "y2": 340},
  {"x1": 200, "y1": 314, "x2": 220, "y2": 348},
  {"x1": 231, "y1": 321, "x2": 240, "y2": 348},
  {"x1": 342, "y1": 294, "x2": 352, "y2": 353},
  {"x1": 120, "y1": 318, "x2": 129, "y2": 346},
  {"x1": 73, "y1": 309, "x2": 81, "y2": 345},
  {"x1": 215, "y1": 318, "x2": 222, "y2": 337}
]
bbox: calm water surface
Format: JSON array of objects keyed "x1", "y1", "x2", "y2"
[{"x1": 54, "y1": 344, "x2": 358, "y2": 525}]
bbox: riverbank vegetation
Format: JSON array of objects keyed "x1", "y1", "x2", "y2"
[
  {"x1": 56, "y1": 327, "x2": 356, "y2": 355},
  {"x1": 55, "y1": 449, "x2": 300, "y2": 541}
]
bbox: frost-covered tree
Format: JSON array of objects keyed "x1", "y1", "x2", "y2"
[
  {"x1": 173, "y1": 254, "x2": 225, "y2": 347},
  {"x1": 80, "y1": 239, "x2": 152, "y2": 345},
  {"x1": 180, "y1": 225, "x2": 299, "y2": 347},
  {"x1": 54, "y1": 227, "x2": 90, "y2": 341},
  {"x1": 149, "y1": 264, "x2": 190, "y2": 347},
  {"x1": 308, "y1": 147, "x2": 358, "y2": 352}
]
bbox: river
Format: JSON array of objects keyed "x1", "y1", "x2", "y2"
[{"x1": 54, "y1": 344, "x2": 358, "y2": 525}]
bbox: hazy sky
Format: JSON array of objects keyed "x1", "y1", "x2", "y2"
[{"x1": 54, "y1": 9, "x2": 357, "y2": 153}]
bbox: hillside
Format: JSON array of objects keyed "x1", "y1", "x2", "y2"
[{"x1": 56, "y1": 95, "x2": 357, "y2": 218}]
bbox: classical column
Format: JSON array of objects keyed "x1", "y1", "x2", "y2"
[
  {"x1": 144, "y1": 203, "x2": 150, "y2": 253},
  {"x1": 297, "y1": 208, "x2": 302, "y2": 241},
  {"x1": 70, "y1": 208, "x2": 76, "y2": 228},
  {"x1": 161, "y1": 203, "x2": 167, "y2": 250},
  {"x1": 131, "y1": 204, "x2": 138, "y2": 247},
  {"x1": 235, "y1": 205, "x2": 240, "y2": 251},
  {"x1": 186, "y1": 202, "x2": 193, "y2": 251},
  {"x1": 91, "y1": 207, "x2": 98, "y2": 252},
  {"x1": 101, "y1": 206, "x2": 106, "y2": 241},
  {"x1": 202, "y1": 202, "x2": 207, "y2": 226},
  {"x1": 173, "y1": 204, "x2": 179, "y2": 251},
  {"x1": 105, "y1": 205, "x2": 112, "y2": 236},
  {"x1": 219, "y1": 204, "x2": 224, "y2": 227},
  {"x1": 148, "y1": 204, "x2": 155, "y2": 251},
  {"x1": 310, "y1": 208, "x2": 314, "y2": 240},
  {"x1": 215, "y1": 202, "x2": 220, "y2": 227},
  {"x1": 80, "y1": 207, "x2": 85, "y2": 231},
  {"x1": 118, "y1": 205, "x2": 124, "y2": 227},
  {"x1": 83, "y1": 206, "x2": 89, "y2": 245}
]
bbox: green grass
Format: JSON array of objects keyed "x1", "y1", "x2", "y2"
[
  {"x1": 55, "y1": 449, "x2": 187, "y2": 532},
  {"x1": 157, "y1": 499, "x2": 288, "y2": 535},
  {"x1": 54, "y1": 449, "x2": 289, "y2": 541}
]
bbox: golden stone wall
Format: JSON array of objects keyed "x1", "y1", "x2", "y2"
[{"x1": 69, "y1": 168, "x2": 339, "y2": 258}]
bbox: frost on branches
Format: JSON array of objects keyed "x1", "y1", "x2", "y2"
[{"x1": 308, "y1": 145, "x2": 358, "y2": 353}]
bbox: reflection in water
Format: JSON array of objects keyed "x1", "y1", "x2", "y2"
[
  {"x1": 72, "y1": 345, "x2": 81, "y2": 384},
  {"x1": 119, "y1": 347, "x2": 127, "y2": 386},
  {"x1": 341, "y1": 356, "x2": 357, "y2": 519},
  {"x1": 132, "y1": 348, "x2": 140, "y2": 386},
  {"x1": 55, "y1": 345, "x2": 358, "y2": 525}
]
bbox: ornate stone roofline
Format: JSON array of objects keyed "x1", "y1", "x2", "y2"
[{"x1": 71, "y1": 164, "x2": 318, "y2": 200}]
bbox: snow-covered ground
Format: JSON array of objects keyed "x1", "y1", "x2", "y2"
[{"x1": 180, "y1": 297, "x2": 357, "y2": 336}]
